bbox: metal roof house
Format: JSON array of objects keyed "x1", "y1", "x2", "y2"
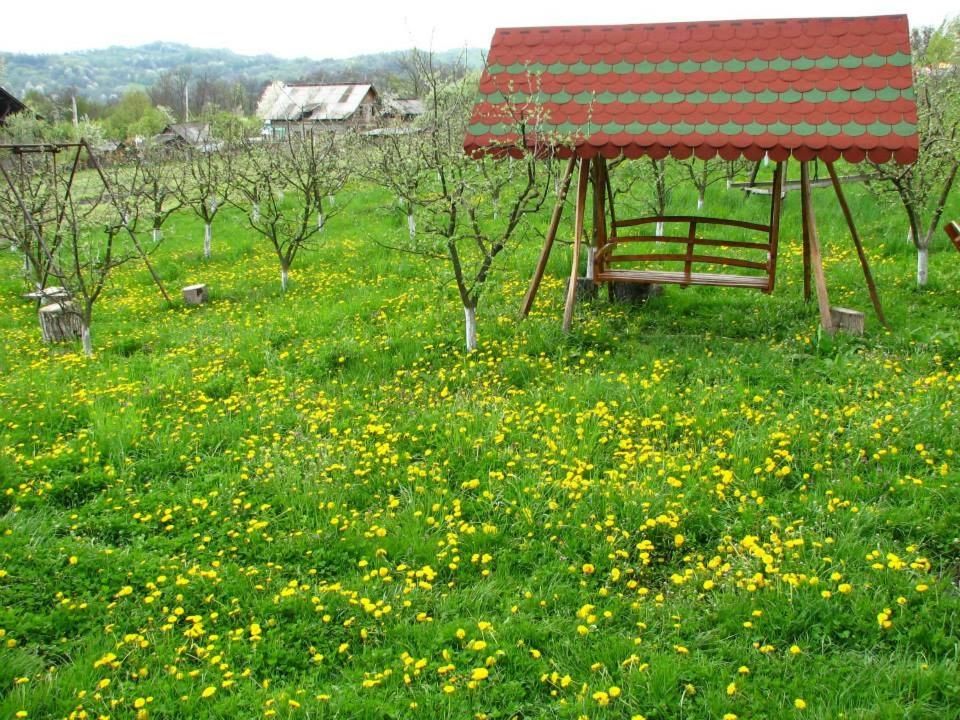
[{"x1": 256, "y1": 82, "x2": 380, "y2": 136}]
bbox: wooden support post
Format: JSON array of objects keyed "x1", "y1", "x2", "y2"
[
  {"x1": 766, "y1": 161, "x2": 785, "y2": 293},
  {"x1": 592, "y1": 157, "x2": 608, "y2": 281},
  {"x1": 800, "y1": 161, "x2": 834, "y2": 332},
  {"x1": 826, "y1": 161, "x2": 888, "y2": 328},
  {"x1": 519, "y1": 155, "x2": 577, "y2": 318},
  {"x1": 801, "y1": 181, "x2": 812, "y2": 301},
  {"x1": 563, "y1": 157, "x2": 591, "y2": 333}
]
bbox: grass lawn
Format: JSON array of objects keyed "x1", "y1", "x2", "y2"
[{"x1": 1, "y1": 169, "x2": 959, "y2": 719}]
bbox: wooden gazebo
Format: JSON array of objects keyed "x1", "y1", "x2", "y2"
[{"x1": 464, "y1": 15, "x2": 918, "y2": 332}]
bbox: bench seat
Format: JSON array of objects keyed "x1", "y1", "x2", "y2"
[{"x1": 595, "y1": 269, "x2": 770, "y2": 291}]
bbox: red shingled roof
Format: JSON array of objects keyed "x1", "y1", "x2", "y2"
[{"x1": 464, "y1": 15, "x2": 918, "y2": 164}]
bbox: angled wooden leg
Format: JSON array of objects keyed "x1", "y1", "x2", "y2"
[
  {"x1": 826, "y1": 162, "x2": 888, "y2": 328},
  {"x1": 562, "y1": 157, "x2": 591, "y2": 333},
  {"x1": 800, "y1": 161, "x2": 834, "y2": 332},
  {"x1": 520, "y1": 155, "x2": 577, "y2": 318}
]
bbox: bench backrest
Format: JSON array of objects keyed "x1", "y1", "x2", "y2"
[{"x1": 596, "y1": 214, "x2": 777, "y2": 291}]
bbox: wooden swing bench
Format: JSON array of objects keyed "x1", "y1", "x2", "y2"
[
  {"x1": 595, "y1": 215, "x2": 778, "y2": 293},
  {"x1": 468, "y1": 16, "x2": 916, "y2": 334}
]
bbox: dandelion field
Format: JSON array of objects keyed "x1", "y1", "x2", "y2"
[{"x1": 1, "y1": 177, "x2": 959, "y2": 719}]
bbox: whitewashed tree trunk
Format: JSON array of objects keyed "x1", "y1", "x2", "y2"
[
  {"x1": 152, "y1": 227, "x2": 161, "y2": 244},
  {"x1": 203, "y1": 223, "x2": 212, "y2": 258},
  {"x1": 464, "y1": 305, "x2": 477, "y2": 352},
  {"x1": 586, "y1": 247, "x2": 595, "y2": 281},
  {"x1": 917, "y1": 246, "x2": 929, "y2": 287},
  {"x1": 655, "y1": 221, "x2": 665, "y2": 237},
  {"x1": 252, "y1": 203, "x2": 260, "y2": 222},
  {"x1": 281, "y1": 266, "x2": 289, "y2": 292},
  {"x1": 697, "y1": 191, "x2": 705, "y2": 211},
  {"x1": 327, "y1": 195, "x2": 335, "y2": 207},
  {"x1": 907, "y1": 226, "x2": 915, "y2": 245},
  {"x1": 81, "y1": 323, "x2": 93, "y2": 356},
  {"x1": 318, "y1": 212, "x2": 325, "y2": 231},
  {"x1": 407, "y1": 211, "x2": 416, "y2": 239}
]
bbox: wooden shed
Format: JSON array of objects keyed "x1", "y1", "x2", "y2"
[{"x1": 464, "y1": 15, "x2": 918, "y2": 332}]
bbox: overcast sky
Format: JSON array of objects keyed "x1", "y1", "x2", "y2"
[{"x1": 3, "y1": 0, "x2": 955, "y2": 58}]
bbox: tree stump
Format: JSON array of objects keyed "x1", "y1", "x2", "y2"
[
  {"x1": 39, "y1": 302, "x2": 83, "y2": 343},
  {"x1": 609, "y1": 281, "x2": 663, "y2": 304},
  {"x1": 182, "y1": 284, "x2": 209, "y2": 305},
  {"x1": 564, "y1": 277, "x2": 597, "y2": 302},
  {"x1": 830, "y1": 306, "x2": 865, "y2": 336}
]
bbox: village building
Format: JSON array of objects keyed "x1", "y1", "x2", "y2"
[
  {"x1": 256, "y1": 82, "x2": 380, "y2": 137},
  {"x1": 152, "y1": 122, "x2": 219, "y2": 151},
  {"x1": 0, "y1": 86, "x2": 27, "y2": 124}
]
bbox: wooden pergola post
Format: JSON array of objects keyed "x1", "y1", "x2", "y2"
[
  {"x1": 590, "y1": 157, "x2": 608, "y2": 282},
  {"x1": 799, "y1": 161, "x2": 834, "y2": 332},
  {"x1": 562, "y1": 157, "x2": 592, "y2": 333},
  {"x1": 519, "y1": 154, "x2": 577, "y2": 318},
  {"x1": 765, "y1": 161, "x2": 786, "y2": 293},
  {"x1": 826, "y1": 161, "x2": 888, "y2": 327}
]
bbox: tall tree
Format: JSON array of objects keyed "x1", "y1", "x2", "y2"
[
  {"x1": 870, "y1": 17, "x2": 959, "y2": 286},
  {"x1": 234, "y1": 131, "x2": 350, "y2": 291},
  {"x1": 364, "y1": 52, "x2": 555, "y2": 351},
  {"x1": 176, "y1": 145, "x2": 235, "y2": 259}
]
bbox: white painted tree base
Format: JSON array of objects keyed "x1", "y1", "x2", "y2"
[
  {"x1": 464, "y1": 305, "x2": 477, "y2": 352},
  {"x1": 81, "y1": 324, "x2": 93, "y2": 356}
]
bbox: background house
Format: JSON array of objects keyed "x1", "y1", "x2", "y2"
[
  {"x1": 256, "y1": 82, "x2": 380, "y2": 137},
  {"x1": 0, "y1": 86, "x2": 27, "y2": 124},
  {"x1": 153, "y1": 122, "x2": 219, "y2": 151}
]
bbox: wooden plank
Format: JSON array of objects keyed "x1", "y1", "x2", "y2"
[
  {"x1": 730, "y1": 173, "x2": 880, "y2": 191},
  {"x1": 563, "y1": 158, "x2": 591, "y2": 333},
  {"x1": 602, "y1": 235, "x2": 771, "y2": 251},
  {"x1": 612, "y1": 215, "x2": 770, "y2": 233},
  {"x1": 826, "y1": 161, "x2": 888, "y2": 327},
  {"x1": 605, "y1": 253, "x2": 768, "y2": 271},
  {"x1": 520, "y1": 155, "x2": 577, "y2": 318},
  {"x1": 800, "y1": 161, "x2": 834, "y2": 331},
  {"x1": 595, "y1": 269, "x2": 769, "y2": 289}
]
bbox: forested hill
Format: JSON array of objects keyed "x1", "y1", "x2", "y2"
[{"x1": 0, "y1": 43, "x2": 483, "y2": 101}]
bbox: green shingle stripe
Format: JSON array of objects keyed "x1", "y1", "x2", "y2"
[
  {"x1": 486, "y1": 53, "x2": 911, "y2": 77},
  {"x1": 467, "y1": 120, "x2": 918, "y2": 138},
  {"x1": 477, "y1": 88, "x2": 912, "y2": 106}
]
